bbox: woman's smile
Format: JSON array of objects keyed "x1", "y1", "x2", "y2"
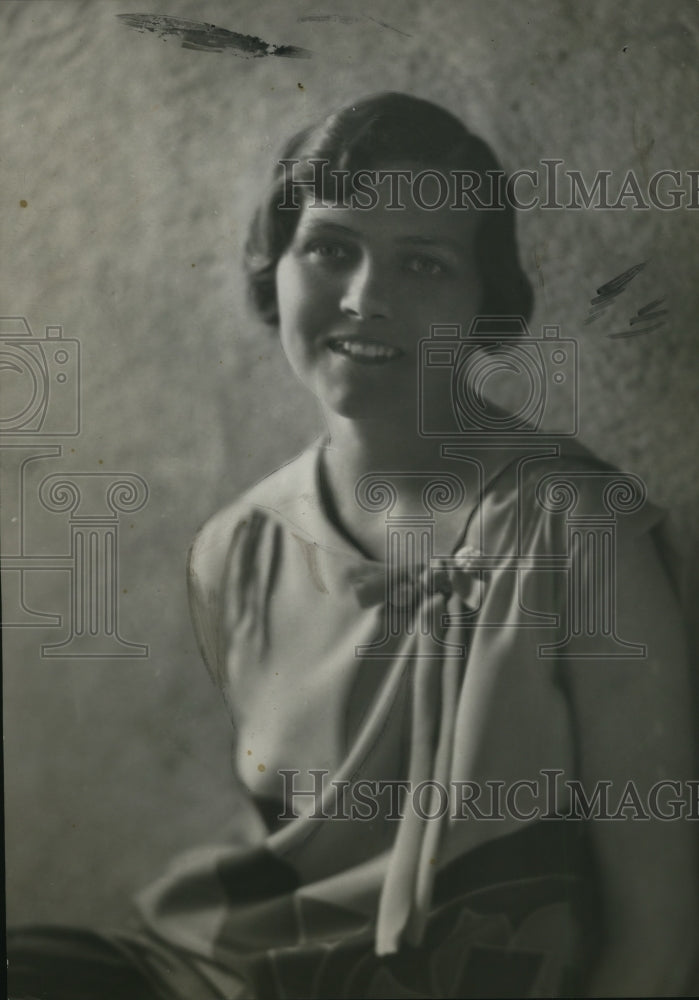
[{"x1": 326, "y1": 335, "x2": 405, "y2": 364}]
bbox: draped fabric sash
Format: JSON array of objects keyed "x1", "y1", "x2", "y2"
[{"x1": 347, "y1": 546, "x2": 486, "y2": 955}]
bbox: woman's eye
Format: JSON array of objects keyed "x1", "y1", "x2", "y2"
[
  {"x1": 307, "y1": 241, "x2": 351, "y2": 261},
  {"x1": 405, "y1": 255, "x2": 448, "y2": 277}
]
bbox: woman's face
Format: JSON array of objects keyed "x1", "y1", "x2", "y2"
[{"x1": 275, "y1": 171, "x2": 483, "y2": 422}]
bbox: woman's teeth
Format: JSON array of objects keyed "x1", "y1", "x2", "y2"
[{"x1": 328, "y1": 338, "x2": 402, "y2": 363}]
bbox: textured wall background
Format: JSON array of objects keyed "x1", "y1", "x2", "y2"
[{"x1": 2, "y1": 0, "x2": 698, "y2": 927}]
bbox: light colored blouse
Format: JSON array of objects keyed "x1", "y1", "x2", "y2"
[{"x1": 135, "y1": 437, "x2": 663, "y2": 999}]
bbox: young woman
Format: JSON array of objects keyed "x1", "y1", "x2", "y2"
[{"x1": 9, "y1": 93, "x2": 698, "y2": 999}]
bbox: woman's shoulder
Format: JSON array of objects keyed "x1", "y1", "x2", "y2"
[
  {"x1": 486, "y1": 436, "x2": 611, "y2": 486},
  {"x1": 472, "y1": 436, "x2": 665, "y2": 545},
  {"x1": 188, "y1": 442, "x2": 320, "y2": 590}
]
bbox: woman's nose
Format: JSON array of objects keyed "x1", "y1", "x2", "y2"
[{"x1": 340, "y1": 258, "x2": 392, "y2": 320}]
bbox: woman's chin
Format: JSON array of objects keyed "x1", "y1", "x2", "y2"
[{"x1": 320, "y1": 391, "x2": 417, "y2": 426}]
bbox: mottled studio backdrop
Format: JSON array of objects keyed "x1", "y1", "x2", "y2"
[{"x1": 2, "y1": 0, "x2": 698, "y2": 927}]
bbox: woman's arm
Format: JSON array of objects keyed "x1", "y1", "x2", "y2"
[
  {"x1": 186, "y1": 502, "x2": 245, "y2": 687},
  {"x1": 563, "y1": 528, "x2": 698, "y2": 996}
]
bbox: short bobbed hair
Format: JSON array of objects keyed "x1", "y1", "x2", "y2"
[{"x1": 244, "y1": 92, "x2": 533, "y2": 327}]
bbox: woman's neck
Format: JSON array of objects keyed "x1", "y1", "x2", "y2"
[
  {"x1": 321, "y1": 411, "x2": 452, "y2": 481},
  {"x1": 317, "y1": 409, "x2": 483, "y2": 561}
]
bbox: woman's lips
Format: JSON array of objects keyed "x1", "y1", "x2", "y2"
[{"x1": 326, "y1": 337, "x2": 404, "y2": 365}]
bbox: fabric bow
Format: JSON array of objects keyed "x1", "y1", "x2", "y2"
[{"x1": 347, "y1": 543, "x2": 485, "y2": 614}]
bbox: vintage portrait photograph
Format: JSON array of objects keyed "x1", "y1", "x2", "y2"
[{"x1": 2, "y1": 1, "x2": 699, "y2": 996}]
